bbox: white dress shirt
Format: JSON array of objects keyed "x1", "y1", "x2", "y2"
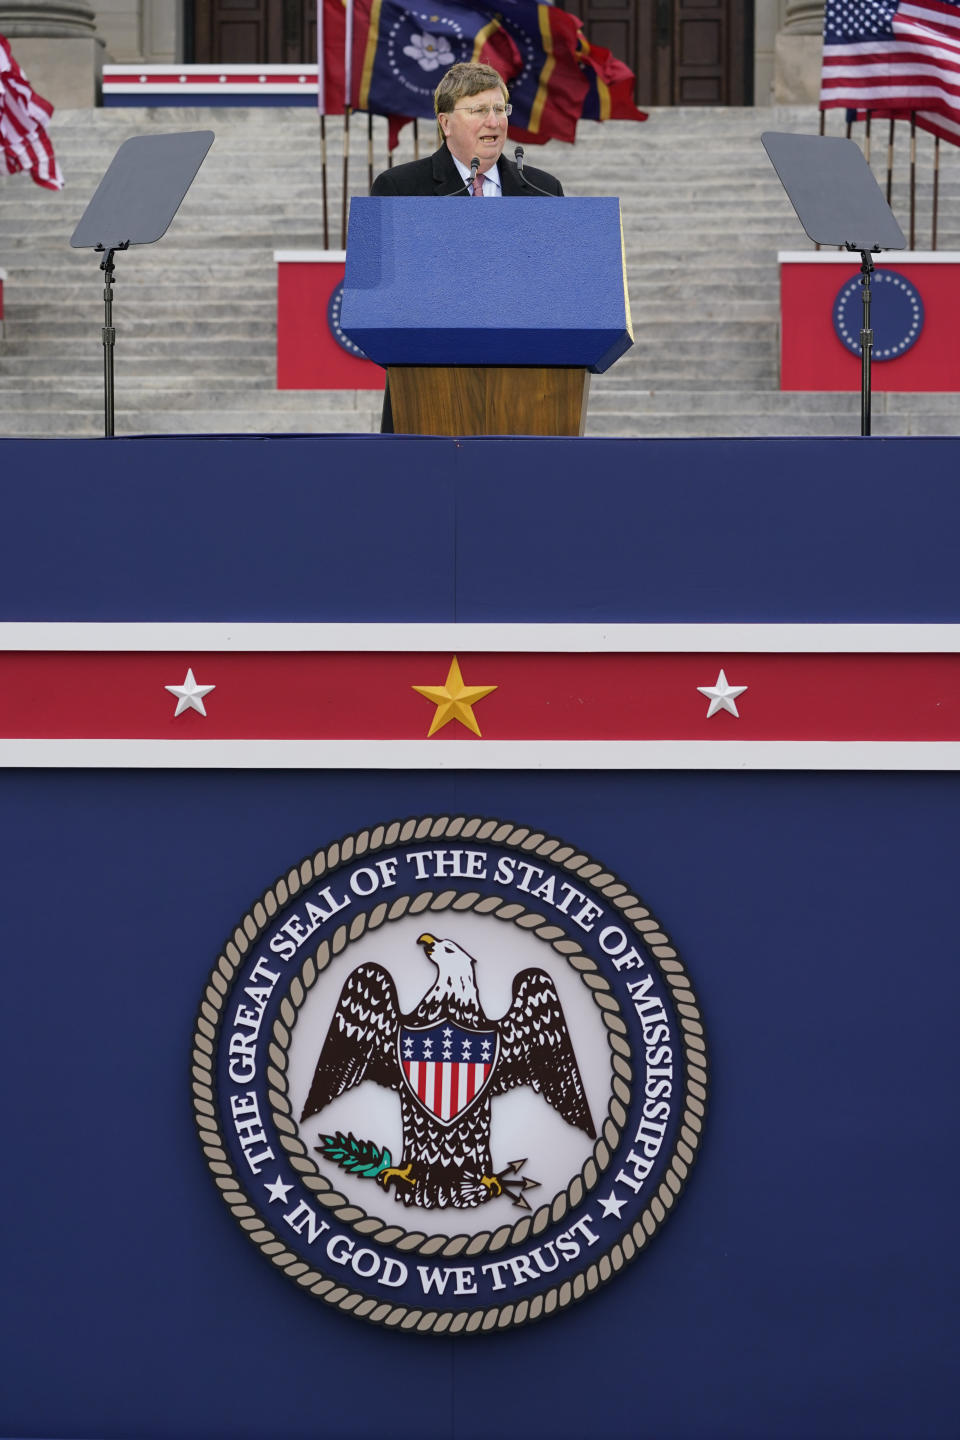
[{"x1": 451, "y1": 155, "x2": 502, "y2": 197}]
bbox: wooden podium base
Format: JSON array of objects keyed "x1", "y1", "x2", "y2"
[{"x1": 387, "y1": 365, "x2": 590, "y2": 436}]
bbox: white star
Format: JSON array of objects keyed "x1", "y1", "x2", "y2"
[
  {"x1": 264, "y1": 1175, "x2": 292, "y2": 1204},
  {"x1": 165, "y1": 667, "x2": 215, "y2": 717},
  {"x1": 598, "y1": 1190, "x2": 626, "y2": 1219},
  {"x1": 697, "y1": 668, "x2": 747, "y2": 719}
]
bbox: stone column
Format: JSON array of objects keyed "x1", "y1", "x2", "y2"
[
  {"x1": 775, "y1": 0, "x2": 825, "y2": 105},
  {"x1": 0, "y1": 2, "x2": 103, "y2": 107}
]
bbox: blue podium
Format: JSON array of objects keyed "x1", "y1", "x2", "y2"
[{"x1": 340, "y1": 196, "x2": 634, "y2": 434}]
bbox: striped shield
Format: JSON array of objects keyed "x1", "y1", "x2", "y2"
[{"x1": 398, "y1": 1021, "x2": 499, "y2": 1126}]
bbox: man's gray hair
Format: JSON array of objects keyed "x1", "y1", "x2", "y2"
[{"x1": 434, "y1": 63, "x2": 509, "y2": 145}]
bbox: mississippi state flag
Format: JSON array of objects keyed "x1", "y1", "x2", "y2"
[{"x1": 353, "y1": 0, "x2": 588, "y2": 143}]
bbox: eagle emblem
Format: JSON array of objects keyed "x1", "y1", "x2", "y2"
[
  {"x1": 300, "y1": 932, "x2": 596, "y2": 1209},
  {"x1": 197, "y1": 814, "x2": 709, "y2": 1331}
]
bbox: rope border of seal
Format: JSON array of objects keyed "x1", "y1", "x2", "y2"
[{"x1": 192, "y1": 815, "x2": 709, "y2": 1335}]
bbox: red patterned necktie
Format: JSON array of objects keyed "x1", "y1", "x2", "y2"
[{"x1": 472, "y1": 172, "x2": 484, "y2": 197}]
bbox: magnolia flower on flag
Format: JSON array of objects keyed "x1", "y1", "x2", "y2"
[{"x1": 403, "y1": 32, "x2": 455, "y2": 71}]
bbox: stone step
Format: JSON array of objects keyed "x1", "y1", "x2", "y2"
[
  {"x1": 0, "y1": 353, "x2": 272, "y2": 377},
  {"x1": 0, "y1": 254, "x2": 804, "y2": 283},
  {"x1": 12, "y1": 382, "x2": 949, "y2": 419},
  {"x1": 2, "y1": 317, "x2": 277, "y2": 340},
  {"x1": 595, "y1": 373, "x2": 779, "y2": 391},
  {"x1": 583, "y1": 413, "x2": 908, "y2": 437},
  {"x1": 604, "y1": 390, "x2": 951, "y2": 419},
  {"x1": 0, "y1": 250, "x2": 286, "y2": 271},
  {"x1": 1, "y1": 314, "x2": 781, "y2": 339},
  {"x1": 125, "y1": 410, "x2": 379, "y2": 432},
  {"x1": 5, "y1": 409, "x2": 941, "y2": 440},
  {"x1": 0, "y1": 384, "x2": 378, "y2": 410},
  {"x1": 0, "y1": 373, "x2": 354, "y2": 394},
  {"x1": 0, "y1": 282, "x2": 280, "y2": 304},
  {"x1": 587, "y1": 388, "x2": 862, "y2": 414},
  {"x1": 0, "y1": 216, "x2": 813, "y2": 241},
  {"x1": 0, "y1": 313, "x2": 779, "y2": 344},
  {"x1": 5, "y1": 299, "x2": 276, "y2": 321},
  {"x1": 0, "y1": 338, "x2": 276, "y2": 362},
  {"x1": 0, "y1": 412, "x2": 379, "y2": 438}
]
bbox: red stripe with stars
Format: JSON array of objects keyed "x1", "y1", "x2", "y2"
[{"x1": 1, "y1": 651, "x2": 959, "y2": 741}]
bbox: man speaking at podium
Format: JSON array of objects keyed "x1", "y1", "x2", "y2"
[
  {"x1": 370, "y1": 62, "x2": 564, "y2": 199},
  {"x1": 370, "y1": 62, "x2": 564, "y2": 429}
]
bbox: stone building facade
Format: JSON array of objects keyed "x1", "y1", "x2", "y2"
[{"x1": 0, "y1": 1, "x2": 826, "y2": 108}]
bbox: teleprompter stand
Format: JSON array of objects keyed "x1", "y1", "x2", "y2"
[
  {"x1": 70, "y1": 132, "x2": 214, "y2": 437},
  {"x1": 762, "y1": 132, "x2": 906, "y2": 437}
]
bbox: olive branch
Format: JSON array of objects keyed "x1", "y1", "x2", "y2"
[{"x1": 315, "y1": 1131, "x2": 392, "y2": 1180}]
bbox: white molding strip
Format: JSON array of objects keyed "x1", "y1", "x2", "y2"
[
  {"x1": 2, "y1": 623, "x2": 959, "y2": 653},
  {"x1": 2, "y1": 739, "x2": 959, "y2": 770},
  {"x1": 778, "y1": 251, "x2": 960, "y2": 263},
  {"x1": 104, "y1": 65, "x2": 320, "y2": 75},
  {"x1": 274, "y1": 250, "x2": 346, "y2": 263}
]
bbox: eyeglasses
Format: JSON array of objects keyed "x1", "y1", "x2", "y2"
[{"x1": 452, "y1": 103, "x2": 512, "y2": 118}]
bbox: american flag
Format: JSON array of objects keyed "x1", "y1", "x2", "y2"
[
  {"x1": 821, "y1": 0, "x2": 960, "y2": 145},
  {"x1": 400, "y1": 1022, "x2": 498, "y2": 1124},
  {"x1": 0, "y1": 34, "x2": 63, "y2": 189}
]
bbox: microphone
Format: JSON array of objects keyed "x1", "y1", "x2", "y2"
[
  {"x1": 514, "y1": 145, "x2": 558, "y2": 197},
  {"x1": 445, "y1": 155, "x2": 482, "y2": 197}
]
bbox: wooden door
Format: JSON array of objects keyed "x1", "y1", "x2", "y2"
[
  {"x1": 579, "y1": 0, "x2": 753, "y2": 106},
  {"x1": 189, "y1": 0, "x2": 317, "y2": 64},
  {"x1": 674, "y1": 0, "x2": 751, "y2": 102}
]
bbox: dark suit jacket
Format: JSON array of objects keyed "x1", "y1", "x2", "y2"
[{"x1": 370, "y1": 144, "x2": 563, "y2": 197}]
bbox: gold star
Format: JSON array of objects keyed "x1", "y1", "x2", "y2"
[{"x1": 412, "y1": 656, "x2": 498, "y2": 738}]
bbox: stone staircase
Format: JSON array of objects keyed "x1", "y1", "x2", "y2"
[{"x1": 1, "y1": 103, "x2": 957, "y2": 438}]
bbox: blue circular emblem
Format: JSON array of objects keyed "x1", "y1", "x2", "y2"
[
  {"x1": 832, "y1": 269, "x2": 924, "y2": 360},
  {"x1": 377, "y1": 6, "x2": 541, "y2": 109},
  {"x1": 327, "y1": 282, "x2": 367, "y2": 359},
  {"x1": 194, "y1": 816, "x2": 708, "y2": 1333}
]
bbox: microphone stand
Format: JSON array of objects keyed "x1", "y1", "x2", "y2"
[
  {"x1": 444, "y1": 155, "x2": 480, "y2": 197},
  {"x1": 513, "y1": 146, "x2": 558, "y2": 197}
]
